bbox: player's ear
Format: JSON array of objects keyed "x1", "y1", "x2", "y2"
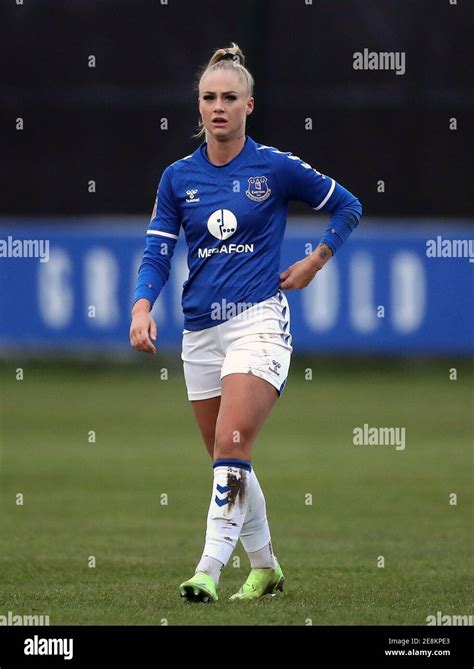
[{"x1": 246, "y1": 97, "x2": 255, "y2": 115}]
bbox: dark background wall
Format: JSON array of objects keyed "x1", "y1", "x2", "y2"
[{"x1": 1, "y1": 0, "x2": 472, "y2": 217}]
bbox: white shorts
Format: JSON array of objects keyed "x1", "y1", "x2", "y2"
[{"x1": 181, "y1": 290, "x2": 293, "y2": 401}]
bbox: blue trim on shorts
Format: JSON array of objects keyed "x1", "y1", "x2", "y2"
[{"x1": 213, "y1": 458, "x2": 252, "y2": 472}]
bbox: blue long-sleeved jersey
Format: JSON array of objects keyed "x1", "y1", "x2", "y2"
[{"x1": 133, "y1": 136, "x2": 362, "y2": 330}]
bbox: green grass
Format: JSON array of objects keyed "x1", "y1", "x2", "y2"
[{"x1": 0, "y1": 358, "x2": 472, "y2": 625}]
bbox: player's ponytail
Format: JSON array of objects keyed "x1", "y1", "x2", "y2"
[
  {"x1": 194, "y1": 42, "x2": 254, "y2": 140},
  {"x1": 208, "y1": 42, "x2": 247, "y2": 68}
]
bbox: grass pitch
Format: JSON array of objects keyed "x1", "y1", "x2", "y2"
[{"x1": 0, "y1": 357, "x2": 472, "y2": 626}]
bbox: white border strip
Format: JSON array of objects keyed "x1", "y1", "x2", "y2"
[
  {"x1": 147, "y1": 230, "x2": 178, "y2": 240},
  {"x1": 313, "y1": 179, "x2": 336, "y2": 211}
]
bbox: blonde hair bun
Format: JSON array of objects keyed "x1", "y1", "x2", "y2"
[{"x1": 208, "y1": 42, "x2": 246, "y2": 68}]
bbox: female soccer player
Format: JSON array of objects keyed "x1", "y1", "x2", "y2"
[{"x1": 130, "y1": 43, "x2": 362, "y2": 603}]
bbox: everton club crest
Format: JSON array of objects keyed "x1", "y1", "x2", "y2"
[{"x1": 245, "y1": 176, "x2": 272, "y2": 202}]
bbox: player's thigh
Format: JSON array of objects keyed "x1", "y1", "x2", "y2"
[
  {"x1": 214, "y1": 373, "x2": 278, "y2": 461},
  {"x1": 191, "y1": 396, "x2": 221, "y2": 458}
]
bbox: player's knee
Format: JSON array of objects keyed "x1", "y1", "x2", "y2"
[{"x1": 214, "y1": 424, "x2": 253, "y2": 459}]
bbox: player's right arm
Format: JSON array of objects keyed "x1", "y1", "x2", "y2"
[
  {"x1": 130, "y1": 166, "x2": 181, "y2": 353},
  {"x1": 130, "y1": 299, "x2": 157, "y2": 354}
]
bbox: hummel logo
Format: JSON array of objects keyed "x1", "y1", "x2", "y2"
[
  {"x1": 215, "y1": 483, "x2": 230, "y2": 507},
  {"x1": 269, "y1": 360, "x2": 281, "y2": 376},
  {"x1": 186, "y1": 188, "x2": 200, "y2": 202}
]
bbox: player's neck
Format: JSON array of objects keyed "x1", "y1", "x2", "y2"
[{"x1": 205, "y1": 132, "x2": 246, "y2": 167}]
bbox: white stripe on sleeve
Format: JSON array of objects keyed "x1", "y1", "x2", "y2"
[
  {"x1": 147, "y1": 230, "x2": 179, "y2": 240},
  {"x1": 313, "y1": 178, "x2": 336, "y2": 211}
]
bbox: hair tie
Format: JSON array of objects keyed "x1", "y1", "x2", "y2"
[{"x1": 223, "y1": 52, "x2": 240, "y2": 65}]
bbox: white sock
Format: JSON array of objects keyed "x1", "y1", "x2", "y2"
[
  {"x1": 240, "y1": 469, "x2": 277, "y2": 569},
  {"x1": 195, "y1": 555, "x2": 224, "y2": 585},
  {"x1": 195, "y1": 459, "x2": 250, "y2": 582},
  {"x1": 248, "y1": 543, "x2": 276, "y2": 569}
]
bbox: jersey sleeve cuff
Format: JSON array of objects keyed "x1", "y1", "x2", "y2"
[
  {"x1": 318, "y1": 232, "x2": 343, "y2": 255},
  {"x1": 132, "y1": 280, "x2": 164, "y2": 310}
]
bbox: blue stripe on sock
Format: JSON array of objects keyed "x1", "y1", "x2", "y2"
[
  {"x1": 216, "y1": 483, "x2": 230, "y2": 494},
  {"x1": 213, "y1": 458, "x2": 252, "y2": 472}
]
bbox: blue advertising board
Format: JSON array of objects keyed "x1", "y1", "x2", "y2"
[{"x1": 0, "y1": 219, "x2": 472, "y2": 354}]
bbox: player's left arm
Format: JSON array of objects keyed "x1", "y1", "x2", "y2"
[{"x1": 277, "y1": 153, "x2": 362, "y2": 290}]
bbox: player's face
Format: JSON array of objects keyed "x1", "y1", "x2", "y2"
[{"x1": 199, "y1": 70, "x2": 254, "y2": 141}]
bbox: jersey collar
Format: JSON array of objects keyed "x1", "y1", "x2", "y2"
[{"x1": 197, "y1": 135, "x2": 253, "y2": 171}]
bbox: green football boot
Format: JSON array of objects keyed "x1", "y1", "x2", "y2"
[
  {"x1": 179, "y1": 572, "x2": 218, "y2": 603},
  {"x1": 229, "y1": 563, "x2": 285, "y2": 601}
]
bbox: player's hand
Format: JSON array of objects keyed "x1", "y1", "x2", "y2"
[
  {"x1": 130, "y1": 310, "x2": 157, "y2": 354},
  {"x1": 280, "y1": 243, "x2": 333, "y2": 291}
]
